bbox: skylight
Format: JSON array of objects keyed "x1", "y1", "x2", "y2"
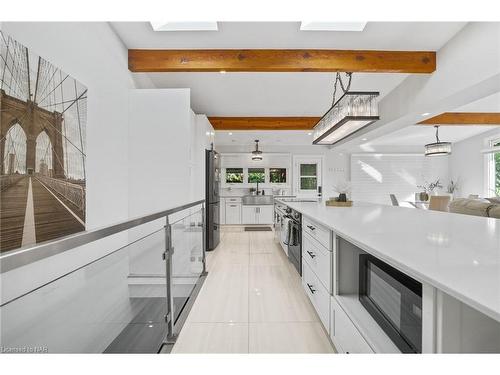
[
  {"x1": 150, "y1": 22, "x2": 218, "y2": 31},
  {"x1": 300, "y1": 22, "x2": 367, "y2": 32}
]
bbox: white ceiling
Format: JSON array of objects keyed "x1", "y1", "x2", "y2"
[
  {"x1": 215, "y1": 130, "x2": 314, "y2": 146},
  {"x1": 111, "y1": 22, "x2": 465, "y2": 50},
  {"x1": 364, "y1": 92, "x2": 500, "y2": 147},
  {"x1": 365, "y1": 125, "x2": 498, "y2": 146},
  {"x1": 111, "y1": 22, "x2": 466, "y2": 117},
  {"x1": 110, "y1": 21, "x2": 491, "y2": 148},
  {"x1": 455, "y1": 91, "x2": 500, "y2": 112},
  {"x1": 141, "y1": 72, "x2": 407, "y2": 116}
]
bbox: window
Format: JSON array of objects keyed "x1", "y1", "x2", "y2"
[
  {"x1": 248, "y1": 168, "x2": 265, "y2": 183},
  {"x1": 300, "y1": 164, "x2": 317, "y2": 190},
  {"x1": 494, "y1": 140, "x2": 500, "y2": 196},
  {"x1": 270, "y1": 168, "x2": 287, "y2": 183},
  {"x1": 226, "y1": 168, "x2": 243, "y2": 183}
]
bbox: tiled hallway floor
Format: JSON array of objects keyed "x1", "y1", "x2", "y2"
[{"x1": 171, "y1": 227, "x2": 334, "y2": 353}]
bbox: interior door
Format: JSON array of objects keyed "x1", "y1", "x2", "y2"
[{"x1": 294, "y1": 156, "x2": 323, "y2": 197}]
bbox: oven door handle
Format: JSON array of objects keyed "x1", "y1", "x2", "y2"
[
  {"x1": 307, "y1": 283, "x2": 316, "y2": 294},
  {"x1": 306, "y1": 250, "x2": 316, "y2": 259}
]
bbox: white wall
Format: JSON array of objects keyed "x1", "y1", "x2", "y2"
[
  {"x1": 351, "y1": 153, "x2": 450, "y2": 205},
  {"x1": 0, "y1": 22, "x2": 135, "y2": 304},
  {"x1": 0, "y1": 22, "x2": 142, "y2": 352},
  {"x1": 450, "y1": 128, "x2": 500, "y2": 198},
  {"x1": 127, "y1": 89, "x2": 193, "y2": 275},
  {"x1": 190, "y1": 114, "x2": 214, "y2": 201},
  {"x1": 0, "y1": 24, "x2": 211, "y2": 352}
]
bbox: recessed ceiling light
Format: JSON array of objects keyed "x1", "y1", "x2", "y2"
[
  {"x1": 300, "y1": 22, "x2": 367, "y2": 32},
  {"x1": 150, "y1": 22, "x2": 218, "y2": 32},
  {"x1": 421, "y1": 112, "x2": 431, "y2": 116},
  {"x1": 228, "y1": 132, "x2": 233, "y2": 135},
  {"x1": 308, "y1": 132, "x2": 312, "y2": 136},
  {"x1": 361, "y1": 138, "x2": 368, "y2": 141},
  {"x1": 219, "y1": 70, "x2": 227, "y2": 74}
]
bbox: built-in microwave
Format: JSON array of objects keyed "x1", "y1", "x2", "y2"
[{"x1": 359, "y1": 254, "x2": 422, "y2": 353}]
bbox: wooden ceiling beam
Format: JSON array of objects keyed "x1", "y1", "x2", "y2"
[
  {"x1": 128, "y1": 49, "x2": 436, "y2": 73},
  {"x1": 208, "y1": 117, "x2": 320, "y2": 131},
  {"x1": 418, "y1": 112, "x2": 500, "y2": 125}
]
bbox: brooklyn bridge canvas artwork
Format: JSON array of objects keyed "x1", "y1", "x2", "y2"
[{"x1": 0, "y1": 31, "x2": 86, "y2": 253}]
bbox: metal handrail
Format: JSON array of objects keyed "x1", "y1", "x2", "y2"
[{"x1": 0, "y1": 199, "x2": 205, "y2": 273}]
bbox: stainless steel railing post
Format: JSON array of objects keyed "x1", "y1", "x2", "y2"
[
  {"x1": 201, "y1": 203, "x2": 207, "y2": 275},
  {"x1": 164, "y1": 216, "x2": 175, "y2": 342}
]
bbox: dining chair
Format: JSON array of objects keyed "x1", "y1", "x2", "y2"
[
  {"x1": 429, "y1": 195, "x2": 451, "y2": 212},
  {"x1": 389, "y1": 194, "x2": 399, "y2": 206}
]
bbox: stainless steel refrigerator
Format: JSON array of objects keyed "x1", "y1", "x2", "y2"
[{"x1": 205, "y1": 149, "x2": 220, "y2": 251}]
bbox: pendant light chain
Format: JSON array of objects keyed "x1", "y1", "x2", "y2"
[
  {"x1": 332, "y1": 72, "x2": 353, "y2": 106},
  {"x1": 434, "y1": 125, "x2": 441, "y2": 143}
]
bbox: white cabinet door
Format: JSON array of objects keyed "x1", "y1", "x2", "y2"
[
  {"x1": 330, "y1": 297, "x2": 374, "y2": 354},
  {"x1": 242, "y1": 206, "x2": 256, "y2": 224},
  {"x1": 257, "y1": 205, "x2": 274, "y2": 224},
  {"x1": 302, "y1": 261, "x2": 330, "y2": 333},
  {"x1": 226, "y1": 203, "x2": 242, "y2": 224},
  {"x1": 220, "y1": 198, "x2": 226, "y2": 224}
]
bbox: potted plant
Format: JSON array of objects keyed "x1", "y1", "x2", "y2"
[
  {"x1": 417, "y1": 179, "x2": 443, "y2": 201},
  {"x1": 332, "y1": 180, "x2": 352, "y2": 202}
]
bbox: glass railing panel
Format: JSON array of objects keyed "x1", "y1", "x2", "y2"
[
  {"x1": 169, "y1": 207, "x2": 204, "y2": 327},
  {"x1": 0, "y1": 227, "x2": 167, "y2": 353}
]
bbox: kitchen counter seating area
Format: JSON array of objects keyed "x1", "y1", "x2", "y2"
[{"x1": 276, "y1": 198, "x2": 500, "y2": 353}]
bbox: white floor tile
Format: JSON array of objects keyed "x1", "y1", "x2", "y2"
[
  {"x1": 172, "y1": 322, "x2": 249, "y2": 353},
  {"x1": 249, "y1": 322, "x2": 334, "y2": 353},
  {"x1": 186, "y1": 264, "x2": 249, "y2": 323},
  {"x1": 175, "y1": 226, "x2": 334, "y2": 353},
  {"x1": 249, "y1": 265, "x2": 318, "y2": 322}
]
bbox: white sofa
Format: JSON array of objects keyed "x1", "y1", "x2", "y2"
[{"x1": 449, "y1": 198, "x2": 500, "y2": 219}]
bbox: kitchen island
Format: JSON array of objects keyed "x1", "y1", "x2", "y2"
[{"x1": 276, "y1": 199, "x2": 500, "y2": 353}]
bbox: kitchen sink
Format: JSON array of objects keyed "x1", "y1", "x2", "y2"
[{"x1": 242, "y1": 195, "x2": 274, "y2": 205}]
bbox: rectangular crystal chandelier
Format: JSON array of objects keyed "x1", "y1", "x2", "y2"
[{"x1": 313, "y1": 92, "x2": 380, "y2": 145}]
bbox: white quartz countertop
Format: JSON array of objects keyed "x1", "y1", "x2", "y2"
[{"x1": 276, "y1": 199, "x2": 500, "y2": 322}]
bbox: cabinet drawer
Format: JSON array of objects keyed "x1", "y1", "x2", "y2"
[
  {"x1": 330, "y1": 297, "x2": 373, "y2": 354},
  {"x1": 302, "y1": 232, "x2": 332, "y2": 294},
  {"x1": 303, "y1": 216, "x2": 331, "y2": 250},
  {"x1": 302, "y1": 261, "x2": 330, "y2": 333},
  {"x1": 226, "y1": 197, "x2": 242, "y2": 203}
]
